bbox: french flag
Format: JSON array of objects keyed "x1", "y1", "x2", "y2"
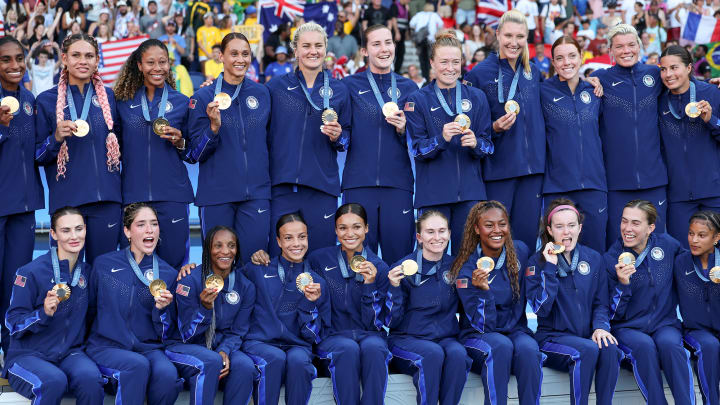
[{"x1": 682, "y1": 12, "x2": 720, "y2": 43}]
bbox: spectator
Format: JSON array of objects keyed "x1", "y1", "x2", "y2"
[
  {"x1": 693, "y1": 44, "x2": 710, "y2": 78},
  {"x1": 243, "y1": 5, "x2": 258, "y2": 25},
  {"x1": 645, "y1": 51, "x2": 659, "y2": 65},
  {"x1": 575, "y1": 34, "x2": 594, "y2": 61},
  {"x1": 464, "y1": 23, "x2": 483, "y2": 62},
  {"x1": 83, "y1": 0, "x2": 105, "y2": 26},
  {"x1": 516, "y1": 0, "x2": 540, "y2": 43},
  {"x1": 264, "y1": 45, "x2": 292, "y2": 82},
  {"x1": 159, "y1": 19, "x2": 186, "y2": 65},
  {"x1": 263, "y1": 23, "x2": 290, "y2": 68},
  {"x1": 361, "y1": 0, "x2": 393, "y2": 31},
  {"x1": 541, "y1": 0, "x2": 566, "y2": 44},
  {"x1": 390, "y1": 0, "x2": 409, "y2": 72},
  {"x1": 126, "y1": 19, "x2": 142, "y2": 37},
  {"x1": 114, "y1": 0, "x2": 137, "y2": 39},
  {"x1": 455, "y1": 0, "x2": 477, "y2": 26},
  {"x1": 94, "y1": 22, "x2": 114, "y2": 42},
  {"x1": 407, "y1": 63, "x2": 425, "y2": 87},
  {"x1": 438, "y1": 5, "x2": 454, "y2": 28},
  {"x1": 219, "y1": 15, "x2": 233, "y2": 38},
  {"x1": 466, "y1": 47, "x2": 486, "y2": 70},
  {"x1": 328, "y1": 19, "x2": 358, "y2": 60},
  {"x1": 88, "y1": 8, "x2": 112, "y2": 37},
  {"x1": 173, "y1": 12, "x2": 195, "y2": 66},
  {"x1": 409, "y1": 2, "x2": 442, "y2": 79},
  {"x1": 601, "y1": 4, "x2": 623, "y2": 28},
  {"x1": 531, "y1": 42, "x2": 550, "y2": 75},
  {"x1": 26, "y1": 17, "x2": 50, "y2": 48},
  {"x1": 169, "y1": 49, "x2": 193, "y2": 97},
  {"x1": 61, "y1": 0, "x2": 85, "y2": 37},
  {"x1": 27, "y1": 40, "x2": 60, "y2": 96},
  {"x1": 140, "y1": 0, "x2": 165, "y2": 39},
  {"x1": 632, "y1": 2, "x2": 647, "y2": 34},
  {"x1": 577, "y1": 17, "x2": 595, "y2": 39},
  {"x1": 587, "y1": 22, "x2": 608, "y2": 54},
  {"x1": 666, "y1": 0, "x2": 689, "y2": 42},
  {"x1": 644, "y1": 13, "x2": 666, "y2": 55},
  {"x1": 204, "y1": 44, "x2": 223, "y2": 79},
  {"x1": 196, "y1": 11, "x2": 222, "y2": 74},
  {"x1": 648, "y1": 0, "x2": 667, "y2": 26}
]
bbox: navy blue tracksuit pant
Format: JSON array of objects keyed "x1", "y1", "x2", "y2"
[
  {"x1": 684, "y1": 329, "x2": 720, "y2": 405},
  {"x1": 200, "y1": 199, "x2": 270, "y2": 265},
  {"x1": 63, "y1": 202, "x2": 122, "y2": 265},
  {"x1": 667, "y1": 197, "x2": 720, "y2": 249},
  {"x1": 485, "y1": 174, "x2": 543, "y2": 252}
]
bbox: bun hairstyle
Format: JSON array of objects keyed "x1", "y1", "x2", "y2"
[
  {"x1": 55, "y1": 33, "x2": 119, "y2": 181},
  {"x1": 660, "y1": 45, "x2": 693, "y2": 78},
  {"x1": 431, "y1": 30, "x2": 462, "y2": 59},
  {"x1": 497, "y1": 9, "x2": 531, "y2": 74},
  {"x1": 114, "y1": 38, "x2": 176, "y2": 101}
]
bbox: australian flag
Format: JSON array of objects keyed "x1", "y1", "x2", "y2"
[{"x1": 259, "y1": 0, "x2": 338, "y2": 40}]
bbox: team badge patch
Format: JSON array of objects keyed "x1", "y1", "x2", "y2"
[
  {"x1": 580, "y1": 91, "x2": 591, "y2": 104},
  {"x1": 651, "y1": 247, "x2": 664, "y2": 261},
  {"x1": 14, "y1": 275, "x2": 26, "y2": 287},
  {"x1": 246, "y1": 96, "x2": 259, "y2": 109},
  {"x1": 78, "y1": 274, "x2": 87, "y2": 289},
  {"x1": 226, "y1": 290, "x2": 240, "y2": 304},
  {"x1": 461, "y1": 99, "x2": 472, "y2": 112},
  {"x1": 165, "y1": 101, "x2": 173, "y2": 112},
  {"x1": 525, "y1": 266, "x2": 536, "y2": 277},
  {"x1": 319, "y1": 87, "x2": 333, "y2": 98},
  {"x1": 176, "y1": 284, "x2": 190, "y2": 297},
  {"x1": 577, "y1": 261, "x2": 590, "y2": 275},
  {"x1": 456, "y1": 278, "x2": 468, "y2": 288},
  {"x1": 404, "y1": 102, "x2": 415, "y2": 112},
  {"x1": 462, "y1": 80, "x2": 473, "y2": 87},
  {"x1": 442, "y1": 271, "x2": 453, "y2": 285},
  {"x1": 92, "y1": 95, "x2": 100, "y2": 107},
  {"x1": 189, "y1": 99, "x2": 197, "y2": 109},
  {"x1": 643, "y1": 75, "x2": 655, "y2": 87},
  {"x1": 524, "y1": 69, "x2": 533, "y2": 80},
  {"x1": 387, "y1": 87, "x2": 401, "y2": 99},
  {"x1": 23, "y1": 102, "x2": 32, "y2": 116},
  {"x1": 144, "y1": 270, "x2": 154, "y2": 281}
]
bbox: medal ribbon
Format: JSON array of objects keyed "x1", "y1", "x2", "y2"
[
  {"x1": 337, "y1": 247, "x2": 367, "y2": 281},
  {"x1": 366, "y1": 70, "x2": 398, "y2": 109},
  {"x1": 277, "y1": 260, "x2": 310, "y2": 284},
  {"x1": 668, "y1": 80, "x2": 696, "y2": 120},
  {"x1": 50, "y1": 247, "x2": 82, "y2": 287},
  {"x1": 414, "y1": 249, "x2": 441, "y2": 285},
  {"x1": 497, "y1": 64, "x2": 521, "y2": 103},
  {"x1": 433, "y1": 81, "x2": 462, "y2": 116},
  {"x1": 297, "y1": 70, "x2": 330, "y2": 111},
  {"x1": 140, "y1": 85, "x2": 169, "y2": 122},
  {"x1": 692, "y1": 247, "x2": 720, "y2": 282},
  {"x1": 125, "y1": 247, "x2": 158, "y2": 287},
  {"x1": 476, "y1": 246, "x2": 506, "y2": 270},
  {"x1": 213, "y1": 73, "x2": 243, "y2": 102},
  {"x1": 556, "y1": 248, "x2": 580, "y2": 278},
  {"x1": 67, "y1": 84, "x2": 94, "y2": 122}
]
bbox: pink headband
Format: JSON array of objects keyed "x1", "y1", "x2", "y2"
[{"x1": 547, "y1": 205, "x2": 580, "y2": 223}]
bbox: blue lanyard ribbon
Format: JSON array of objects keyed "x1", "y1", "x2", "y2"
[
  {"x1": 67, "y1": 84, "x2": 94, "y2": 122},
  {"x1": 668, "y1": 81, "x2": 696, "y2": 120},
  {"x1": 433, "y1": 81, "x2": 462, "y2": 116},
  {"x1": 693, "y1": 248, "x2": 720, "y2": 282},
  {"x1": 337, "y1": 247, "x2": 367, "y2": 282},
  {"x1": 366, "y1": 70, "x2": 398, "y2": 109},
  {"x1": 414, "y1": 249, "x2": 441, "y2": 285},
  {"x1": 277, "y1": 260, "x2": 310, "y2": 284},
  {"x1": 51, "y1": 247, "x2": 82, "y2": 287},
  {"x1": 140, "y1": 85, "x2": 169, "y2": 122},
  {"x1": 213, "y1": 73, "x2": 243, "y2": 103},
  {"x1": 227, "y1": 270, "x2": 235, "y2": 292},
  {"x1": 497, "y1": 64, "x2": 521, "y2": 103},
  {"x1": 125, "y1": 247, "x2": 158, "y2": 287},
  {"x1": 556, "y1": 248, "x2": 579, "y2": 278},
  {"x1": 475, "y1": 246, "x2": 506, "y2": 270},
  {"x1": 297, "y1": 70, "x2": 330, "y2": 111}
]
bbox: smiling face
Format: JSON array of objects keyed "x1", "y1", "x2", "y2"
[
  {"x1": 430, "y1": 45, "x2": 462, "y2": 87},
  {"x1": 363, "y1": 27, "x2": 395, "y2": 72},
  {"x1": 62, "y1": 40, "x2": 98, "y2": 82},
  {"x1": 417, "y1": 214, "x2": 450, "y2": 255},
  {"x1": 221, "y1": 38, "x2": 251, "y2": 82},
  {"x1": 210, "y1": 229, "x2": 237, "y2": 273},
  {"x1": 610, "y1": 33, "x2": 640, "y2": 67},
  {"x1": 475, "y1": 208, "x2": 509, "y2": 254},
  {"x1": 295, "y1": 30, "x2": 326, "y2": 71},
  {"x1": 0, "y1": 41, "x2": 26, "y2": 88},
  {"x1": 552, "y1": 43, "x2": 581, "y2": 81},
  {"x1": 660, "y1": 54, "x2": 691, "y2": 91},
  {"x1": 620, "y1": 207, "x2": 655, "y2": 250},
  {"x1": 547, "y1": 209, "x2": 582, "y2": 252},
  {"x1": 138, "y1": 45, "x2": 169, "y2": 88},
  {"x1": 498, "y1": 21, "x2": 527, "y2": 62},
  {"x1": 277, "y1": 220, "x2": 308, "y2": 263},
  {"x1": 335, "y1": 213, "x2": 368, "y2": 252},
  {"x1": 51, "y1": 213, "x2": 86, "y2": 256},
  {"x1": 124, "y1": 207, "x2": 160, "y2": 257}
]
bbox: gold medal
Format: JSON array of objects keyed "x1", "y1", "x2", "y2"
[
  {"x1": 477, "y1": 256, "x2": 495, "y2": 271},
  {"x1": 710, "y1": 266, "x2": 720, "y2": 283},
  {"x1": 153, "y1": 118, "x2": 170, "y2": 136},
  {"x1": 149, "y1": 279, "x2": 167, "y2": 298},
  {"x1": 349, "y1": 256, "x2": 366, "y2": 272},
  {"x1": 1, "y1": 96, "x2": 19, "y2": 114},
  {"x1": 73, "y1": 119, "x2": 90, "y2": 137},
  {"x1": 550, "y1": 243, "x2": 565, "y2": 255},
  {"x1": 382, "y1": 102, "x2": 399, "y2": 118},
  {"x1": 685, "y1": 102, "x2": 701, "y2": 118},
  {"x1": 205, "y1": 274, "x2": 224, "y2": 291},
  {"x1": 505, "y1": 100, "x2": 520, "y2": 115},
  {"x1": 401, "y1": 259, "x2": 418, "y2": 276},
  {"x1": 618, "y1": 252, "x2": 636, "y2": 266},
  {"x1": 455, "y1": 114, "x2": 471, "y2": 131},
  {"x1": 321, "y1": 108, "x2": 338, "y2": 124},
  {"x1": 296, "y1": 272, "x2": 313, "y2": 292},
  {"x1": 214, "y1": 92, "x2": 232, "y2": 110},
  {"x1": 52, "y1": 283, "x2": 71, "y2": 302}
]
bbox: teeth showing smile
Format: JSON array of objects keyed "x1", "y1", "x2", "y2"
[{"x1": 490, "y1": 236, "x2": 502, "y2": 241}]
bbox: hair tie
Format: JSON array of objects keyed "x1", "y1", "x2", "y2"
[{"x1": 547, "y1": 204, "x2": 580, "y2": 224}]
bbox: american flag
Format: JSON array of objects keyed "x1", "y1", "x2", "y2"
[
  {"x1": 0, "y1": 14, "x2": 5, "y2": 37},
  {"x1": 476, "y1": 0, "x2": 512, "y2": 28},
  {"x1": 98, "y1": 35, "x2": 149, "y2": 85}
]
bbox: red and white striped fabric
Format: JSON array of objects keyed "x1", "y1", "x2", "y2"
[
  {"x1": 0, "y1": 14, "x2": 5, "y2": 37},
  {"x1": 476, "y1": 0, "x2": 511, "y2": 28},
  {"x1": 98, "y1": 35, "x2": 149, "y2": 85}
]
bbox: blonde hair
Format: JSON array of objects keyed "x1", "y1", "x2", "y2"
[
  {"x1": 608, "y1": 23, "x2": 641, "y2": 48},
  {"x1": 497, "y1": 9, "x2": 531, "y2": 74},
  {"x1": 291, "y1": 21, "x2": 327, "y2": 53},
  {"x1": 431, "y1": 30, "x2": 462, "y2": 59}
]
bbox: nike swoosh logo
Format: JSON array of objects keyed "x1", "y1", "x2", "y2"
[
  {"x1": 324, "y1": 214, "x2": 334, "y2": 219},
  {"x1": 431, "y1": 106, "x2": 441, "y2": 111},
  {"x1": 598, "y1": 207, "x2": 607, "y2": 213},
  {"x1": 111, "y1": 268, "x2": 124, "y2": 272},
  {"x1": 494, "y1": 78, "x2": 498, "y2": 83},
  {"x1": 663, "y1": 111, "x2": 671, "y2": 115},
  {"x1": 324, "y1": 266, "x2": 337, "y2": 271},
  {"x1": 403, "y1": 209, "x2": 412, "y2": 214},
  {"x1": 107, "y1": 223, "x2": 117, "y2": 228},
  {"x1": 287, "y1": 86, "x2": 299, "y2": 91},
  {"x1": 264, "y1": 274, "x2": 278, "y2": 278},
  {"x1": 659, "y1": 200, "x2": 666, "y2": 206},
  {"x1": 418, "y1": 279, "x2": 430, "y2": 286},
  {"x1": 258, "y1": 209, "x2": 268, "y2": 214},
  {"x1": 171, "y1": 218, "x2": 184, "y2": 223},
  {"x1": 130, "y1": 104, "x2": 141, "y2": 108},
  {"x1": 488, "y1": 275, "x2": 497, "y2": 284},
  {"x1": 359, "y1": 90, "x2": 371, "y2": 94},
  {"x1": 686, "y1": 270, "x2": 695, "y2": 276},
  {"x1": 612, "y1": 81, "x2": 623, "y2": 86},
  {"x1": 553, "y1": 97, "x2": 564, "y2": 102}
]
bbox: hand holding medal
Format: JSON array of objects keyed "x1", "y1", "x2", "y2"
[
  {"x1": 44, "y1": 289, "x2": 61, "y2": 317},
  {"x1": 297, "y1": 272, "x2": 321, "y2": 301},
  {"x1": 0, "y1": 96, "x2": 18, "y2": 126},
  {"x1": 687, "y1": 100, "x2": 712, "y2": 123},
  {"x1": 472, "y1": 257, "x2": 494, "y2": 290},
  {"x1": 351, "y1": 256, "x2": 378, "y2": 284},
  {"x1": 615, "y1": 252, "x2": 637, "y2": 285},
  {"x1": 153, "y1": 283, "x2": 174, "y2": 310},
  {"x1": 541, "y1": 242, "x2": 560, "y2": 265}
]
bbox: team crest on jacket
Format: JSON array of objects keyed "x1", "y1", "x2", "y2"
[
  {"x1": 226, "y1": 290, "x2": 240, "y2": 304},
  {"x1": 23, "y1": 102, "x2": 32, "y2": 116},
  {"x1": 651, "y1": 247, "x2": 664, "y2": 261},
  {"x1": 577, "y1": 261, "x2": 590, "y2": 275},
  {"x1": 92, "y1": 95, "x2": 100, "y2": 107},
  {"x1": 78, "y1": 274, "x2": 87, "y2": 289},
  {"x1": 643, "y1": 75, "x2": 655, "y2": 87},
  {"x1": 387, "y1": 87, "x2": 401, "y2": 99},
  {"x1": 319, "y1": 87, "x2": 333, "y2": 98},
  {"x1": 461, "y1": 99, "x2": 472, "y2": 112},
  {"x1": 144, "y1": 269, "x2": 154, "y2": 281},
  {"x1": 523, "y1": 69, "x2": 532, "y2": 80},
  {"x1": 580, "y1": 91, "x2": 591, "y2": 104},
  {"x1": 246, "y1": 96, "x2": 259, "y2": 109},
  {"x1": 442, "y1": 271, "x2": 453, "y2": 285},
  {"x1": 164, "y1": 101, "x2": 173, "y2": 112}
]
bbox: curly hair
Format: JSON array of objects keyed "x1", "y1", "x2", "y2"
[
  {"x1": 55, "y1": 33, "x2": 119, "y2": 181},
  {"x1": 450, "y1": 201, "x2": 521, "y2": 300},
  {"x1": 114, "y1": 38, "x2": 176, "y2": 101}
]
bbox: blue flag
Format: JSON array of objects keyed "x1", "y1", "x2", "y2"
[
  {"x1": 259, "y1": 0, "x2": 338, "y2": 40},
  {"x1": 303, "y1": 2, "x2": 338, "y2": 37}
]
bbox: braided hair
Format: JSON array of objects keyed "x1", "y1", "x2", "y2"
[
  {"x1": 114, "y1": 38, "x2": 176, "y2": 101},
  {"x1": 450, "y1": 201, "x2": 521, "y2": 300},
  {"x1": 55, "y1": 33, "x2": 119, "y2": 181},
  {"x1": 200, "y1": 226, "x2": 241, "y2": 349}
]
